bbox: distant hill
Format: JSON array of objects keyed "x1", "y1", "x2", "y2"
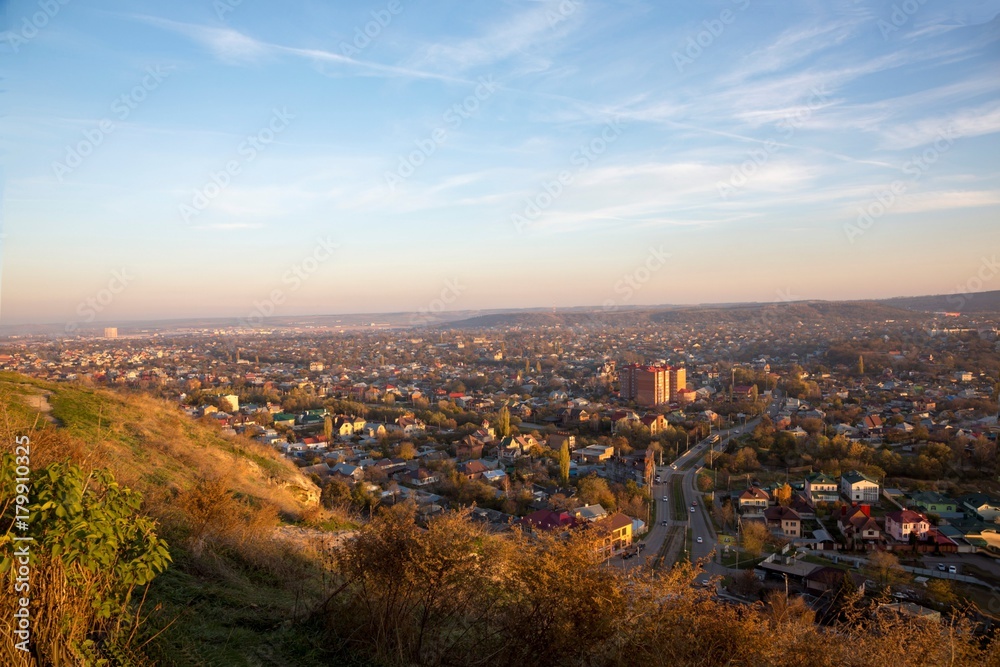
[
  {"x1": 881, "y1": 289, "x2": 1000, "y2": 314},
  {"x1": 4, "y1": 290, "x2": 997, "y2": 337},
  {"x1": 440, "y1": 300, "x2": 922, "y2": 329}
]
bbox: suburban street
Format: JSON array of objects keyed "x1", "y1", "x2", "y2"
[{"x1": 612, "y1": 400, "x2": 773, "y2": 573}]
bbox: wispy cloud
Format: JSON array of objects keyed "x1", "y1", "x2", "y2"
[
  {"x1": 130, "y1": 15, "x2": 469, "y2": 84},
  {"x1": 880, "y1": 101, "x2": 1000, "y2": 149},
  {"x1": 407, "y1": 0, "x2": 584, "y2": 75}
]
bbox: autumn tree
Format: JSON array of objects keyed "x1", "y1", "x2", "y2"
[
  {"x1": 773, "y1": 483, "x2": 793, "y2": 506},
  {"x1": 559, "y1": 440, "x2": 570, "y2": 487},
  {"x1": 397, "y1": 441, "x2": 417, "y2": 460},
  {"x1": 496, "y1": 405, "x2": 511, "y2": 438},
  {"x1": 741, "y1": 520, "x2": 770, "y2": 558},
  {"x1": 865, "y1": 550, "x2": 908, "y2": 588},
  {"x1": 577, "y1": 474, "x2": 616, "y2": 511}
]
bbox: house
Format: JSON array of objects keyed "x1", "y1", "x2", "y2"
[
  {"x1": 547, "y1": 432, "x2": 576, "y2": 451},
  {"x1": 639, "y1": 413, "x2": 667, "y2": 435},
  {"x1": 839, "y1": 504, "x2": 881, "y2": 548},
  {"x1": 592, "y1": 512, "x2": 633, "y2": 556},
  {"x1": 362, "y1": 423, "x2": 387, "y2": 439},
  {"x1": 396, "y1": 416, "x2": 426, "y2": 436},
  {"x1": 496, "y1": 435, "x2": 536, "y2": 462},
  {"x1": 738, "y1": 487, "x2": 770, "y2": 516},
  {"x1": 373, "y1": 458, "x2": 407, "y2": 476},
  {"x1": 804, "y1": 472, "x2": 839, "y2": 504},
  {"x1": 519, "y1": 509, "x2": 578, "y2": 533},
  {"x1": 398, "y1": 468, "x2": 439, "y2": 487},
  {"x1": 841, "y1": 471, "x2": 880, "y2": 502},
  {"x1": 885, "y1": 509, "x2": 931, "y2": 543},
  {"x1": 456, "y1": 435, "x2": 485, "y2": 460},
  {"x1": 481, "y1": 469, "x2": 507, "y2": 485},
  {"x1": 300, "y1": 462, "x2": 332, "y2": 480},
  {"x1": 574, "y1": 504, "x2": 609, "y2": 522},
  {"x1": 958, "y1": 493, "x2": 1000, "y2": 522},
  {"x1": 764, "y1": 505, "x2": 802, "y2": 538},
  {"x1": 909, "y1": 491, "x2": 957, "y2": 515},
  {"x1": 457, "y1": 459, "x2": 489, "y2": 481},
  {"x1": 331, "y1": 463, "x2": 364, "y2": 485},
  {"x1": 574, "y1": 445, "x2": 614, "y2": 464}
]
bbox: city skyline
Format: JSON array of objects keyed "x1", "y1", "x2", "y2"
[{"x1": 3, "y1": 0, "x2": 1000, "y2": 326}]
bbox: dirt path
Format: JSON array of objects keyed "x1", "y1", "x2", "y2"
[{"x1": 20, "y1": 388, "x2": 61, "y2": 425}]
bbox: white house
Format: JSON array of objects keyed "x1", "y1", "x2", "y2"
[
  {"x1": 840, "y1": 470, "x2": 880, "y2": 503},
  {"x1": 885, "y1": 509, "x2": 930, "y2": 542}
]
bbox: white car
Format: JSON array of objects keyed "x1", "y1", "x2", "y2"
[
  {"x1": 697, "y1": 537, "x2": 703, "y2": 544},
  {"x1": 690, "y1": 507, "x2": 696, "y2": 513},
  {"x1": 663, "y1": 496, "x2": 669, "y2": 502}
]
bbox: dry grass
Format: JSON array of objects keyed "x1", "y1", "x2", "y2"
[{"x1": 0, "y1": 374, "x2": 339, "y2": 665}]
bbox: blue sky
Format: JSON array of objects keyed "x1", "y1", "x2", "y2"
[{"x1": 2, "y1": 0, "x2": 1000, "y2": 326}]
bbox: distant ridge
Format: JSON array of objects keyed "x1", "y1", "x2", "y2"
[
  {"x1": 881, "y1": 289, "x2": 1000, "y2": 314},
  {"x1": 3, "y1": 290, "x2": 998, "y2": 336}
]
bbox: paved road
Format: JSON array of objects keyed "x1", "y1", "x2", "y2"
[{"x1": 609, "y1": 397, "x2": 778, "y2": 572}]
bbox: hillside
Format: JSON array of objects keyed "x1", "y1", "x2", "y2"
[
  {"x1": 882, "y1": 289, "x2": 1000, "y2": 314},
  {"x1": 441, "y1": 300, "x2": 922, "y2": 329},
  {"x1": 0, "y1": 373, "x2": 337, "y2": 666}
]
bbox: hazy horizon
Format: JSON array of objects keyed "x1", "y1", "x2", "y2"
[{"x1": 3, "y1": 0, "x2": 999, "y2": 327}]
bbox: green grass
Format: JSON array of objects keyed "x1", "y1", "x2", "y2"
[
  {"x1": 139, "y1": 550, "x2": 339, "y2": 666},
  {"x1": 719, "y1": 549, "x2": 766, "y2": 569},
  {"x1": 671, "y1": 478, "x2": 687, "y2": 520}
]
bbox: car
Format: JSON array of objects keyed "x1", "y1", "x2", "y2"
[
  {"x1": 670, "y1": 464, "x2": 677, "y2": 469},
  {"x1": 691, "y1": 501, "x2": 697, "y2": 507},
  {"x1": 654, "y1": 476, "x2": 662, "y2": 483},
  {"x1": 696, "y1": 537, "x2": 703, "y2": 544},
  {"x1": 698, "y1": 578, "x2": 711, "y2": 587},
  {"x1": 661, "y1": 520, "x2": 669, "y2": 526},
  {"x1": 948, "y1": 565, "x2": 957, "y2": 574},
  {"x1": 663, "y1": 496, "x2": 669, "y2": 502},
  {"x1": 937, "y1": 563, "x2": 947, "y2": 572},
  {"x1": 690, "y1": 507, "x2": 696, "y2": 513}
]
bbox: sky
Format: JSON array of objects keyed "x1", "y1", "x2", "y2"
[{"x1": 2, "y1": 0, "x2": 1000, "y2": 327}]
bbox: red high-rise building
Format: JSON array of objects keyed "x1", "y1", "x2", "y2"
[{"x1": 619, "y1": 364, "x2": 686, "y2": 407}]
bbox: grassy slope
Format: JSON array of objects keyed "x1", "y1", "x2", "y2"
[{"x1": 0, "y1": 373, "x2": 350, "y2": 666}]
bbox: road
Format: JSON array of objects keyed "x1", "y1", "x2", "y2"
[{"x1": 611, "y1": 401, "x2": 773, "y2": 572}]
